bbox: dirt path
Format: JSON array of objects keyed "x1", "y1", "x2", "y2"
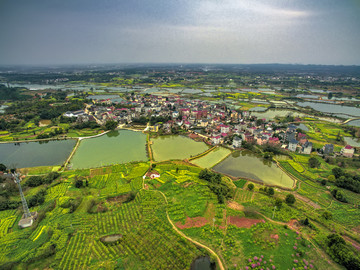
[
  {"x1": 293, "y1": 193, "x2": 322, "y2": 209},
  {"x1": 148, "y1": 189, "x2": 225, "y2": 270}
]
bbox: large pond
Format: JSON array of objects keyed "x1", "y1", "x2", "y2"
[
  {"x1": 297, "y1": 102, "x2": 360, "y2": 118},
  {"x1": 0, "y1": 139, "x2": 76, "y2": 168},
  {"x1": 191, "y1": 147, "x2": 231, "y2": 168},
  {"x1": 213, "y1": 151, "x2": 294, "y2": 188},
  {"x1": 151, "y1": 135, "x2": 209, "y2": 162},
  {"x1": 251, "y1": 109, "x2": 305, "y2": 120},
  {"x1": 70, "y1": 130, "x2": 147, "y2": 169}
]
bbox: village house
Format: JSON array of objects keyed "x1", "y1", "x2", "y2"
[
  {"x1": 323, "y1": 144, "x2": 334, "y2": 155},
  {"x1": 341, "y1": 145, "x2": 355, "y2": 158},
  {"x1": 301, "y1": 141, "x2": 313, "y2": 154},
  {"x1": 232, "y1": 136, "x2": 242, "y2": 148},
  {"x1": 288, "y1": 139, "x2": 298, "y2": 152},
  {"x1": 211, "y1": 135, "x2": 222, "y2": 145}
]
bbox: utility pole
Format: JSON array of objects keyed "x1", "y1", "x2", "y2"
[
  {"x1": 272, "y1": 205, "x2": 277, "y2": 219},
  {"x1": 13, "y1": 173, "x2": 31, "y2": 218}
]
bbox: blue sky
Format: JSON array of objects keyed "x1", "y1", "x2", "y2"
[{"x1": 0, "y1": 0, "x2": 359, "y2": 65}]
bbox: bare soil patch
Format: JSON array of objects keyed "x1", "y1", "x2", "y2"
[
  {"x1": 227, "y1": 201, "x2": 244, "y2": 211},
  {"x1": 107, "y1": 194, "x2": 131, "y2": 204},
  {"x1": 288, "y1": 219, "x2": 301, "y2": 230},
  {"x1": 176, "y1": 216, "x2": 208, "y2": 229},
  {"x1": 183, "y1": 182, "x2": 193, "y2": 188},
  {"x1": 227, "y1": 216, "x2": 264, "y2": 228}
]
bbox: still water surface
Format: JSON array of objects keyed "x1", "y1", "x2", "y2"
[
  {"x1": 0, "y1": 139, "x2": 76, "y2": 168},
  {"x1": 213, "y1": 151, "x2": 294, "y2": 188},
  {"x1": 151, "y1": 135, "x2": 209, "y2": 162},
  {"x1": 70, "y1": 130, "x2": 147, "y2": 169}
]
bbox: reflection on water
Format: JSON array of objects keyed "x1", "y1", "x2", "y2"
[
  {"x1": 70, "y1": 130, "x2": 147, "y2": 169},
  {"x1": 190, "y1": 256, "x2": 215, "y2": 270},
  {"x1": 213, "y1": 150, "x2": 294, "y2": 188},
  {"x1": 151, "y1": 135, "x2": 209, "y2": 161},
  {"x1": 0, "y1": 139, "x2": 76, "y2": 168}
]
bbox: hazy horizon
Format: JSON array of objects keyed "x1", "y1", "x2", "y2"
[{"x1": 1, "y1": 0, "x2": 360, "y2": 66}]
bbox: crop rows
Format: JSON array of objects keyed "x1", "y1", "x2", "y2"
[
  {"x1": 90, "y1": 167, "x2": 112, "y2": 177},
  {"x1": 0, "y1": 216, "x2": 16, "y2": 238},
  {"x1": 59, "y1": 233, "x2": 91, "y2": 270},
  {"x1": 130, "y1": 177, "x2": 143, "y2": 190},
  {"x1": 287, "y1": 160, "x2": 304, "y2": 173},
  {"x1": 96, "y1": 201, "x2": 142, "y2": 235},
  {"x1": 0, "y1": 209, "x2": 17, "y2": 219},
  {"x1": 235, "y1": 188, "x2": 253, "y2": 202},
  {"x1": 100, "y1": 173, "x2": 127, "y2": 196},
  {"x1": 90, "y1": 174, "x2": 108, "y2": 189},
  {"x1": 45, "y1": 182, "x2": 69, "y2": 201},
  {"x1": 29, "y1": 225, "x2": 46, "y2": 241}
]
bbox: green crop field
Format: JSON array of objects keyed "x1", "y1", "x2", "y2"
[{"x1": 1, "y1": 158, "x2": 359, "y2": 269}]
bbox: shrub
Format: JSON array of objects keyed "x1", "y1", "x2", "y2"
[
  {"x1": 247, "y1": 183, "x2": 254, "y2": 191},
  {"x1": 285, "y1": 194, "x2": 296, "y2": 205},
  {"x1": 308, "y1": 157, "x2": 320, "y2": 168}
]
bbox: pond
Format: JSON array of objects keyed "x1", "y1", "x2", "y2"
[
  {"x1": 250, "y1": 109, "x2": 305, "y2": 120},
  {"x1": 190, "y1": 256, "x2": 216, "y2": 270},
  {"x1": 212, "y1": 151, "x2": 294, "y2": 188},
  {"x1": 249, "y1": 106, "x2": 268, "y2": 112},
  {"x1": 86, "y1": 95, "x2": 120, "y2": 100},
  {"x1": 296, "y1": 94, "x2": 319, "y2": 99},
  {"x1": 182, "y1": 89, "x2": 203, "y2": 94},
  {"x1": 100, "y1": 234, "x2": 123, "y2": 243},
  {"x1": 0, "y1": 139, "x2": 76, "y2": 168},
  {"x1": 346, "y1": 119, "x2": 360, "y2": 127},
  {"x1": 191, "y1": 147, "x2": 231, "y2": 168},
  {"x1": 297, "y1": 123, "x2": 309, "y2": 132},
  {"x1": 70, "y1": 130, "x2": 147, "y2": 169},
  {"x1": 150, "y1": 135, "x2": 209, "y2": 162},
  {"x1": 344, "y1": 137, "x2": 360, "y2": 148},
  {"x1": 297, "y1": 102, "x2": 360, "y2": 118}
]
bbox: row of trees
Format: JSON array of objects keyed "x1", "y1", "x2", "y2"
[
  {"x1": 326, "y1": 234, "x2": 360, "y2": 270},
  {"x1": 248, "y1": 183, "x2": 296, "y2": 205},
  {"x1": 25, "y1": 172, "x2": 61, "y2": 187},
  {"x1": 332, "y1": 167, "x2": 360, "y2": 193}
]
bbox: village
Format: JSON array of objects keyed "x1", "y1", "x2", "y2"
[{"x1": 64, "y1": 92, "x2": 355, "y2": 158}]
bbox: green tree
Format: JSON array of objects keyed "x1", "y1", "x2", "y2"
[
  {"x1": 308, "y1": 157, "x2": 320, "y2": 168},
  {"x1": 275, "y1": 198, "x2": 283, "y2": 209},
  {"x1": 267, "y1": 187, "x2": 275, "y2": 196},
  {"x1": 247, "y1": 183, "x2": 254, "y2": 191},
  {"x1": 0, "y1": 163, "x2": 6, "y2": 172},
  {"x1": 285, "y1": 194, "x2": 296, "y2": 205},
  {"x1": 328, "y1": 175, "x2": 336, "y2": 182},
  {"x1": 104, "y1": 120, "x2": 118, "y2": 130},
  {"x1": 75, "y1": 179, "x2": 83, "y2": 188}
]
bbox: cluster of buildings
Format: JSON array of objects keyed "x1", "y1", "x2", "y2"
[{"x1": 64, "y1": 93, "x2": 355, "y2": 157}]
